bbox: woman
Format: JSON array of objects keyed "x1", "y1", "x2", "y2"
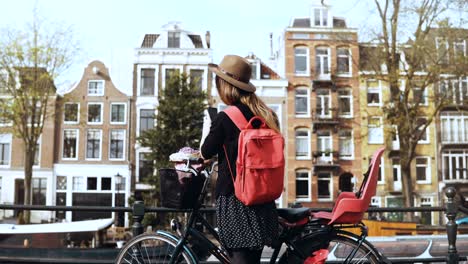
[{"x1": 201, "y1": 55, "x2": 280, "y2": 264}]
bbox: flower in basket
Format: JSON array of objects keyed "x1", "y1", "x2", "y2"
[{"x1": 169, "y1": 147, "x2": 203, "y2": 184}]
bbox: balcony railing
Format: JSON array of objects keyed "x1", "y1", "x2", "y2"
[{"x1": 312, "y1": 108, "x2": 340, "y2": 132}]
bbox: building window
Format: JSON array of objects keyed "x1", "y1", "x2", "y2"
[
  {"x1": 139, "y1": 109, "x2": 155, "y2": 135},
  {"x1": 86, "y1": 129, "x2": 101, "y2": 160},
  {"x1": 417, "y1": 117, "x2": 429, "y2": 143},
  {"x1": 420, "y1": 197, "x2": 433, "y2": 225},
  {"x1": 0, "y1": 143, "x2": 9, "y2": 165},
  {"x1": 295, "y1": 170, "x2": 311, "y2": 201},
  {"x1": 139, "y1": 153, "x2": 153, "y2": 183},
  {"x1": 317, "y1": 172, "x2": 332, "y2": 200},
  {"x1": 140, "y1": 69, "x2": 155, "y2": 96},
  {"x1": 294, "y1": 47, "x2": 309, "y2": 75},
  {"x1": 72, "y1": 176, "x2": 85, "y2": 191},
  {"x1": 250, "y1": 62, "x2": 258, "y2": 80},
  {"x1": 165, "y1": 68, "x2": 180, "y2": 88},
  {"x1": 56, "y1": 176, "x2": 67, "y2": 191},
  {"x1": 339, "y1": 130, "x2": 353, "y2": 159},
  {"x1": 315, "y1": 47, "x2": 330, "y2": 79},
  {"x1": 87, "y1": 80, "x2": 104, "y2": 96},
  {"x1": 392, "y1": 158, "x2": 401, "y2": 188},
  {"x1": 368, "y1": 117, "x2": 383, "y2": 144},
  {"x1": 33, "y1": 142, "x2": 40, "y2": 166},
  {"x1": 110, "y1": 130, "x2": 125, "y2": 160},
  {"x1": 454, "y1": 39, "x2": 466, "y2": 61},
  {"x1": 87, "y1": 103, "x2": 102, "y2": 124},
  {"x1": 111, "y1": 103, "x2": 126, "y2": 124},
  {"x1": 442, "y1": 150, "x2": 468, "y2": 181},
  {"x1": 416, "y1": 157, "x2": 431, "y2": 183},
  {"x1": 337, "y1": 47, "x2": 351, "y2": 75},
  {"x1": 64, "y1": 103, "x2": 79, "y2": 123},
  {"x1": 189, "y1": 69, "x2": 204, "y2": 91},
  {"x1": 295, "y1": 87, "x2": 309, "y2": 116},
  {"x1": 436, "y1": 37, "x2": 449, "y2": 64},
  {"x1": 63, "y1": 129, "x2": 78, "y2": 159},
  {"x1": 367, "y1": 79, "x2": 381, "y2": 106},
  {"x1": 316, "y1": 89, "x2": 331, "y2": 118},
  {"x1": 317, "y1": 130, "x2": 333, "y2": 163},
  {"x1": 295, "y1": 129, "x2": 310, "y2": 159},
  {"x1": 441, "y1": 112, "x2": 468, "y2": 144},
  {"x1": 101, "y1": 177, "x2": 111, "y2": 191},
  {"x1": 413, "y1": 87, "x2": 428, "y2": 105},
  {"x1": 168, "y1": 31, "x2": 180, "y2": 48},
  {"x1": 32, "y1": 178, "x2": 47, "y2": 205},
  {"x1": 377, "y1": 157, "x2": 385, "y2": 184},
  {"x1": 313, "y1": 8, "x2": 328, "y2": 26},
  {"x1": 87, "y1": 177, "x2": 97, "y2": 191},
  {"x1": 338, "y1": 89, "x2": 352, "y2": 117}
]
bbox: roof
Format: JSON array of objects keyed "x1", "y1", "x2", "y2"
[
  {"x1": 141, "y1": 34, "x2": 160, "y2": 48},
  {"x1": 0, "y1": 218, "x2": 114, "y2": 234},
  {"x1": 291, "y1": 17, "x2": 348, "y2": 28}
]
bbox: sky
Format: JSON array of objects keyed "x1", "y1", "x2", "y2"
[{"x1": 0, "y1": 0, "x2": 409, "y2": 94}]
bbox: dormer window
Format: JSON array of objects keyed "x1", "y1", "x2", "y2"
[
  {"x1": 168, "y1": 32, "x2": 180, "y2": 48},
  {"x1": 313, "y1": 8, "x2": 328, "y2": 27}
]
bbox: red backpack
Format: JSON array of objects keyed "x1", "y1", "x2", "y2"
[{"x1": 223, "y1": 106, "x2": 285, "y2": 206}]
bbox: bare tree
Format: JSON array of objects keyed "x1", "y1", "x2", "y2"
[
  {"x1": 362, "y1": 0, "x2": 467, "y2": 219},
  {"x1": 0, "y1": 9, "x2": 79, "y2": 223}
]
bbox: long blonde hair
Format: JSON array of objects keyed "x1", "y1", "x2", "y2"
[{"x1": 216, "y1": 76, "x2": 280, "y2": 133}]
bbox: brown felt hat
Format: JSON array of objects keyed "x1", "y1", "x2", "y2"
[{"x1": 208, "y1": 55, "x2": 256, "y2": 93}]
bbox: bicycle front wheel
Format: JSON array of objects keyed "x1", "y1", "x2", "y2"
[{"x1": 115, "y1": 233, "x2": 196, "y2": 264}]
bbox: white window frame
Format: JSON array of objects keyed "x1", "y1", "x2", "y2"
[
  {"x1": 295, "y1": 169, "x2": 311, "y2": 202},
  {"x1": 442, "y1": 150, "x2": 468, "y2": 182},
  {"x1": 377, "y1": 157, "x2": 385, "y2": 185},
  {"x1": 417, "y1": 117, "x2": 430, "y2": 144},
  {"x1": 294, "y1": 46, "x2": 310, "y2": 76},
  {"x1": 315, "y1": 46, "x2": 331, "y2": 80},
  {"x1": 413, "y1": 87, "x2": 428, "y2": 106},
  {"x1": 295, "y1": 128, "x2": 311, "y2": 160},
  {"x1": 110, "y1": 103, "x2": 127, "y2": 125},
  {"x1": 63, "y1": 102, "x2": 80, "y2": 124},
  {"x1": 339, "y1": 129, "x2": 354, "y2": 160},
  {"x1": 371, "y1": 196, "x2": 382, "y2": 207},
  {"x1": 415, "y1": 156, "x2": 431, "y2": 184},
  {"x1": 267, "y1": 104, "x2": 282, "y2": 132},
  {"x1": 316, "y1": 89, "x2": 331, "y2": 118},
  {"x1": 87, "y1": 102, "x2": 103, "y2": 125},
  {"x1": 162, "y1": 65, "x2": 183, "y2": 90},
  {"x1": 441, "y1": 112, "x2": 468, "y2": 144},
  {"x1": 85, "y1": 129, "x2": 102, "y2": 161},
  {"x1": 317, "y1": 172, "x2": 333, "y2": 202},
  {"x1": 435, "y1": 37, "x2": 449, "y2": 64},
  {"x1": 33, "y1": 137, "x2": 41, "y2": 168},
  {"x1": 313, "y1": 7, "x2": 329, "y2": 27},
  {"x1": 295, "y1": 87, "x2": 310, "y2": 117},
  {"x1": 137, "y1": 65, "x2": 158, "y2": 97},
  {"x1": 338, "y1": 88, "x2": 353, "y2": 118},
  {"x1": 416, "y1": 196, "x2": 434, "y2": 225},
  {"x1": 109, "y1": 129, "x2": 126, "y2": 161},
  {"x1": 87, "y1": 80, "x2": 105, "y2": 96},
  {"x1": 62, "y1": 129, "x2": 79, "y2": 160},
  {"x1": 337, "y1": 47, "x2": 352, "y2": 76},
  {"x1": 187, "y1": 66, "x2": 208, "y2": 92},
  {"x1": 368, "y1": 116, "x2": 384, "y2": 144},
  {"x1": 72, "y1": 176, "x2": 85, "y2": 192},
  {"x1": 0, "y1": 134, "x2": 12, "y2": 168},
  {"x1": 366, "y1": 79, "x2": 382, "y2": 106},
  {"x1": 453, "y1": 39, "x2": 466, "y2": 60}
]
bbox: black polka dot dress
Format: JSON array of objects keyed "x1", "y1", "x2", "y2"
[{"x1": 216, "y1": 195, "x2": 279, "y2": 250}]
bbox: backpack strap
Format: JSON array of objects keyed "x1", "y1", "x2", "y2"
[{"x1": 223, "y1": 106, "x2": 248, "y2": 130}]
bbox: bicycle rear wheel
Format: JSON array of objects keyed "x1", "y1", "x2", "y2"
[
  {"x1": 327, "y1": 234, "x2": 381, "y2": 263},
  {"x1": 115, "y1": 233, "x2": 196, "y2": 264},
  {"x1": 279, "y1": 233, "x2": 382, "y2": 264}
]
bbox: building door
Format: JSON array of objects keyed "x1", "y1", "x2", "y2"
[
  {"x1": 14, "y1": 179, "x2": 24, "y2": 217},
  {"x1": 392, "y1": 158, "x2": 402, "y2": 191}
]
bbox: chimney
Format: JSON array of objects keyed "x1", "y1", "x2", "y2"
[
  {"x1": 205, "y1": 31, "x2": 211, "y2": 48},
  {"x1": 269, "y1": 33, "x2": 274, "y2": 59}
]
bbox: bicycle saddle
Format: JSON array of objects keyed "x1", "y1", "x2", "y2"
[{"x1": 277, "y1": 208, "x2": 311, "y2": 222}]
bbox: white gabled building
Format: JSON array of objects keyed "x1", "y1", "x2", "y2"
[{"x1": 131, "y1": 21, "x2": 213, "y2": 195}]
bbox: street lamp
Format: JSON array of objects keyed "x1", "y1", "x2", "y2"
[{"x1": 115, "y1": 173, "x2": 123, "y2": 226}]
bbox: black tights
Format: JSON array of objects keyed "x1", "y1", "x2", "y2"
[{"x1": 227, "y1": 248, "x2": 263, "y2": 264}]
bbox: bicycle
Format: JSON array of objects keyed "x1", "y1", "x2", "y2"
[{"x1": 116, "y1": 147, "x2": 389, "y2": 264}]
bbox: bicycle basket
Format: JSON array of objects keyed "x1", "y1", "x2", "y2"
[{"x1": 159, "y1": 168, "x2": 204, "y2": 209}]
